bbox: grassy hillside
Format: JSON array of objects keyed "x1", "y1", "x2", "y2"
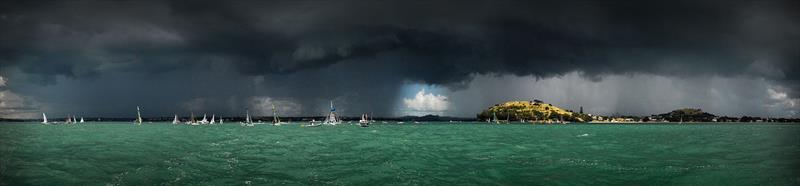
[{"x1": 476, "y1": 101, "x2": 591, "y2": 122}]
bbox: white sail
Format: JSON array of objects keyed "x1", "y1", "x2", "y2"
[
  {"x1": 136, "y1": 106, "x2": 142, "y2": 125},
  {"x1": 41, "y1": 113, "x2": 48, "y2": 124},
  {"x1": 80, "y1": 117, "x2": 84, "y2": 123},
  {"x1": 66, "y1": 115, "x2": 72, "y2": 124},
  {"x1": 219, "y1": 117, "x2": 223, "y2": 124},
  {"x1": 210, "y1": 115, "x2": 216, "y2": 124},
  {"x1": 172, "y1": 115, "x2": 179, "y2": 124}
]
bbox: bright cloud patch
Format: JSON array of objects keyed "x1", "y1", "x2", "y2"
[
  {"x1": 767, "y1": 87, "x2": 798, "y2": 108},
  {"x1": 0, "y1": 76, "x2": 42, "y2": 119},
  {"x1": 403, "y1": 89, "x2": 449, "y2": 115}
]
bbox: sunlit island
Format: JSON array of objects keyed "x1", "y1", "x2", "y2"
[{"x1": 476, "y1": 100, "x2": 800, "y2": 123}]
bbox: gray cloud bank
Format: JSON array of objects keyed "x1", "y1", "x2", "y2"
[{"x1": 0, "y1": 0, "x2": 798, "y2": 118}]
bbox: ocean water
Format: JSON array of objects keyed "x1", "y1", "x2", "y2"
[{"x1": 0, "y1": 122, "x2": 798, "y2": 185}]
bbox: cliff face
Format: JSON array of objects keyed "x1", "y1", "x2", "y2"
[{"x1": 476, "y1": 101, "x2": 591, "y2": 122}]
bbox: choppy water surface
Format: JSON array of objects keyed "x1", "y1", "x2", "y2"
[{"x1": 1, "y1": 122, "x2": 798, "y2": 185}]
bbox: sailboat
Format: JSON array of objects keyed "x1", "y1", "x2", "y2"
[
  {"x1": 66, "y1": 115, "x2": 73, "y2": 124},
  {"x1": 41, "y1": 113, "x2": 48, "y2": 124},
  {"x1": 359, "y1": 113, "x2": 370, "y2": 127},
  {"x1": 219, "y1": 116, "x2": 223, "y2": 124},
  {"x1": 189, "y1": 112, "x2": 200, "y2": 126},
  {"x1": 79, "y1": 117, "x2": 84, "y2": 123},
  {"x1": 199, "y1": 114, "x2": 209, "y2": 124},
  {"x1": 492, "y1": 112, "x2": 499, "y2": 124},
  {"x1": 210, "y1": 115, "x2": 216, "y2": 124},
  {"x1": 322, "y1": 101, "x2": 340, "y2": 125},
  {"x1": 241, "y1": 110, "x2": 254, "y2": 127},
  {"x1": 134, "y1": 106, "x2": 143, "y2": 125},
  {"x1": 272, "y1": 104, "x2": 283, "y2": 126},
  {"x1": 172, "y1": 115, "x2": 179, "y2": 124}
]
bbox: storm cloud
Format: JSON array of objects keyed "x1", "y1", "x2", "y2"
[{"x1": 0, "y1": 0, "x2": 798, "y2": 118}]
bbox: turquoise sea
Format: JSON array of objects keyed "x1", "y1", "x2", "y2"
[{"x1": 0, "y1": 122, "x2": 798, "y2": 185}]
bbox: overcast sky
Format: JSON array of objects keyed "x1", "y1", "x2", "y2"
[{"x1": 1, "y1": 0, "x2": 798, "y2": 119}]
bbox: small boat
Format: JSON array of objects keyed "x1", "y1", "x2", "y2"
[
  {"x1": 134, "y1": 106, "x2": 143, "y2": 125},
  {"x1": 241, "y1": 110, "x2": 254, "y2": 127},
  {"x1": 199, "y1": 114, "x2": 209, "y2": 124},
  {"x1": 79, "y1": 117, "x2": 84, "y2": 123},
  {"x1": 272, "y1": 104, "x2": 283, "y2": 126},
  {"x1": 219, "y1": 117, "x2": 223, "y2": 124},
  {"x1": 188, "y1": 112, "x2": 200, "y2": 126},
  {"x1": 322, "y1": 101, "x2": 340, "y2": 125},
  {"x1": 41, "y1": 113, "x2": 48, "y2": 124},
  {"x1": 304, "y1": 119, "x2": 322, "y2": 127},
  {"x1": 359, "y1": 113, "x2": 370, "y2": 127},
  {"x1": 210, "y1": 115, "x2": 216, "y2": 124},
  {"x1": 172, "y1": 115, "x2": 179, "y2": 124}
]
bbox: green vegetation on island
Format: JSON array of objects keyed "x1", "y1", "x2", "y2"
[
  {"x1": 650, "y1": 108, "x2": 716, "y2": 122},
  {"x1": 476, "y1": 100, "x2": 592, "y2": 122}
]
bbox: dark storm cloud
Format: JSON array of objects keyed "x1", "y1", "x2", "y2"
[{"x1": 0, "y1": 0, "x2": 798, "y2": 117}]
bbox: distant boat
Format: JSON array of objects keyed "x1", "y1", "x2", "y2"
[
  {"x1": 359, "y1": 113, "x2": 370, "y2": 127},
  {"x1": 304, "y1": 119, "x2": 322, "y2": 127},
  {"x1": 135, "y1": 106, "x2": 143, "y2": 125},
  {"x1": 79, "y1": 117, "x2": 84, "y2": 123},
  {"x1": 210, "y1": 115, "x2": 216, "y2": 124},
  {"x1": 242, "y1": 110, "x2": 254, "y2": 127},
  {"x1": 199, "y1": 114, "x2": 209, "y2": 124},
  {"x1": 219, "y1": 116, "x2": 223, "y2": 124},
  {"x1": 41, "y1": 113, "x2": 48, "y2": 124},
  {"x1": 66, "y1": 115, "x2": 73, "y2": 124},
  {"x1": 272, "y1": 104, "x2": 283, "y2": 126},
  {"x1": 492, "y1": 112, "x2": 500, "y2": 124},
  {"x1": 322, "y1": 101, "x2": 340, "y2": 125},
  {"x1": 189, "y1": 112, "x2": 200, "y2": 126},
  {"x1": 172, "y1": 115, "x2": 179, "y2": 124}
]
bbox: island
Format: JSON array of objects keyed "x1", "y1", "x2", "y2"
[{"x1": 476, "y1": 100, "x2": 592, "y2": 123}]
